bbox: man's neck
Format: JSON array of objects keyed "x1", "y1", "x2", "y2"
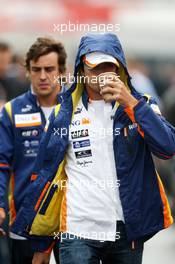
[
  {"x1": 38, "y1": 98, "x2": 56, "y2": 107},
  {"x1": 37, "y1": 88, "x2": 60, "y2": 107}
]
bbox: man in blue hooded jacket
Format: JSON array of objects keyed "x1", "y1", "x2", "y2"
[{"x1": 12, "y1": 33, "x2": 175, "y2": 264}]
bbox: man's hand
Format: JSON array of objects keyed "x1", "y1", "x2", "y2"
[
  {"x1": 100, "y1": 77, "x2": 138, "y2": 108},
  {"x1": 32, "y1": 252, "x2": 50, "y2": 264},
  {"x1": 0, "y1": 208, "x2": 6, "y2": 236}
]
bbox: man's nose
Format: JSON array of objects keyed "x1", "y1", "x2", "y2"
[{"x1": 40, "y1": 69, "x2": 47, "y2": 80}]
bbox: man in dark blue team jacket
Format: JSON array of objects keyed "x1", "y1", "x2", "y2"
[
  {"x1": 0, "y1": 37, "x2": 67, "y2": 264},
  {"x1": 12, "y1": 33, "x2": 175, "y2": 264}
]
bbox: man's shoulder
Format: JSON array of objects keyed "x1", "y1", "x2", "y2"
[
  {"x1": 3, "y1": 90, "x2": 39, "y2": 119},
  {"x1": 10, "y1": 90, "x2": 31, "y2": 104},
  {"x1": 8, "y1": 90, "x2": 37, "y2": 110}
]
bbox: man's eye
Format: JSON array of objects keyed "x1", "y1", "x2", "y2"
[
  {"x1": 45, "y1": 67, "x2": 55, "y2": 72},
  {"x1": 31, "y1": 67, "x2": 40, "y2": 72}
]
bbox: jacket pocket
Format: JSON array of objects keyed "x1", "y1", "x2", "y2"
[{"x1": 39, "y1": 184, "x2": 58, "y2": 215}]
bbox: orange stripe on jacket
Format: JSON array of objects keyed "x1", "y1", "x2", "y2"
[
  {"x1": 124, "y1": 105, "x2": 144, "y2": 138},
  {"x1": 44, "y1": 241, "x2": 56, "y2": 254},
  {"x1": 9, "y1": 174, "x2": 17, "y2": 226},
  {"x1": 60, "y1": 183, "x2": 67, "y2": 232},
  {"x1": 15, "y1": 122, "x2": 41, "y2": 128},
  {"x1": 156, "y1": 172, "x2": 173, "y2": 228},
  {"x1": 0, "y1": 163, "x2": 9, "y2": 168},
  {"x1": 34, "y1": 182, "x2": 51, "y2": 211}
]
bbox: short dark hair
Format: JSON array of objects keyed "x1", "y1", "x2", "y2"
[{"x1": 25, "y1": 37, "x2": 67, "y2": 73}]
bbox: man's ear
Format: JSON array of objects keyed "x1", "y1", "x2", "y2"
[{"x1": 26, "y1": 70, "x2": 30, "y2": 79}]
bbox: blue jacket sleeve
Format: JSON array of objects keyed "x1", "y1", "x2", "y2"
[
  {"x1": 125, "y1": 97, "x2": 175, "y2": 159},
  {"x1": 0, "y1": 106, "x2": 14, "y2": 208}
]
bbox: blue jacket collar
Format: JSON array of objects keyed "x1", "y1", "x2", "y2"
[{"x1": 27, "y1": 85, "x2": 68, "y2": 106}]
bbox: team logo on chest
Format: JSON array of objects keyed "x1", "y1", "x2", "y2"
[{"x1": 15, "y1": 113, "x2": 41, "y2": 127}]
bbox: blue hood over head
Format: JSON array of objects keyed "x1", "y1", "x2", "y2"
[
  {"x1": 74, "y1": 33, "x2": 131, "y2": 80},
  {"x1": 65, "y1": 33, "x2": 137, "y2": 101}
]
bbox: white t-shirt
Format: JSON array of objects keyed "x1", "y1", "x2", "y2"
[
  {"x1": 64, "y1": 98, "x2": 124, "y2": 241},
  {"x1": 10, "y1": 105, "x2": 55, "y2": 240},
  {"x1": 41, "y1": 106, "x2": 55, "y2": 120}
]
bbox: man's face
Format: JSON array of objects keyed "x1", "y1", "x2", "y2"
[
  {"x1": 83, "y1": 62, "x2": 118, "y2": 93},
  {"x1": 28, "y1": 52, "x2": 60, "y2": 97}
]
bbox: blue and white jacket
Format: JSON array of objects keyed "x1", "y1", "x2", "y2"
[{"x1": 11, "y1": 33, "x2": 175, "y2": 252}]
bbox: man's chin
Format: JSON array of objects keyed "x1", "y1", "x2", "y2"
[
  {"x1": 37, "y1": 90, "x2": 52, "y2": 97},
  {"x1": 89, "y1": 86, "x2": 100, "y2": 94}
]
